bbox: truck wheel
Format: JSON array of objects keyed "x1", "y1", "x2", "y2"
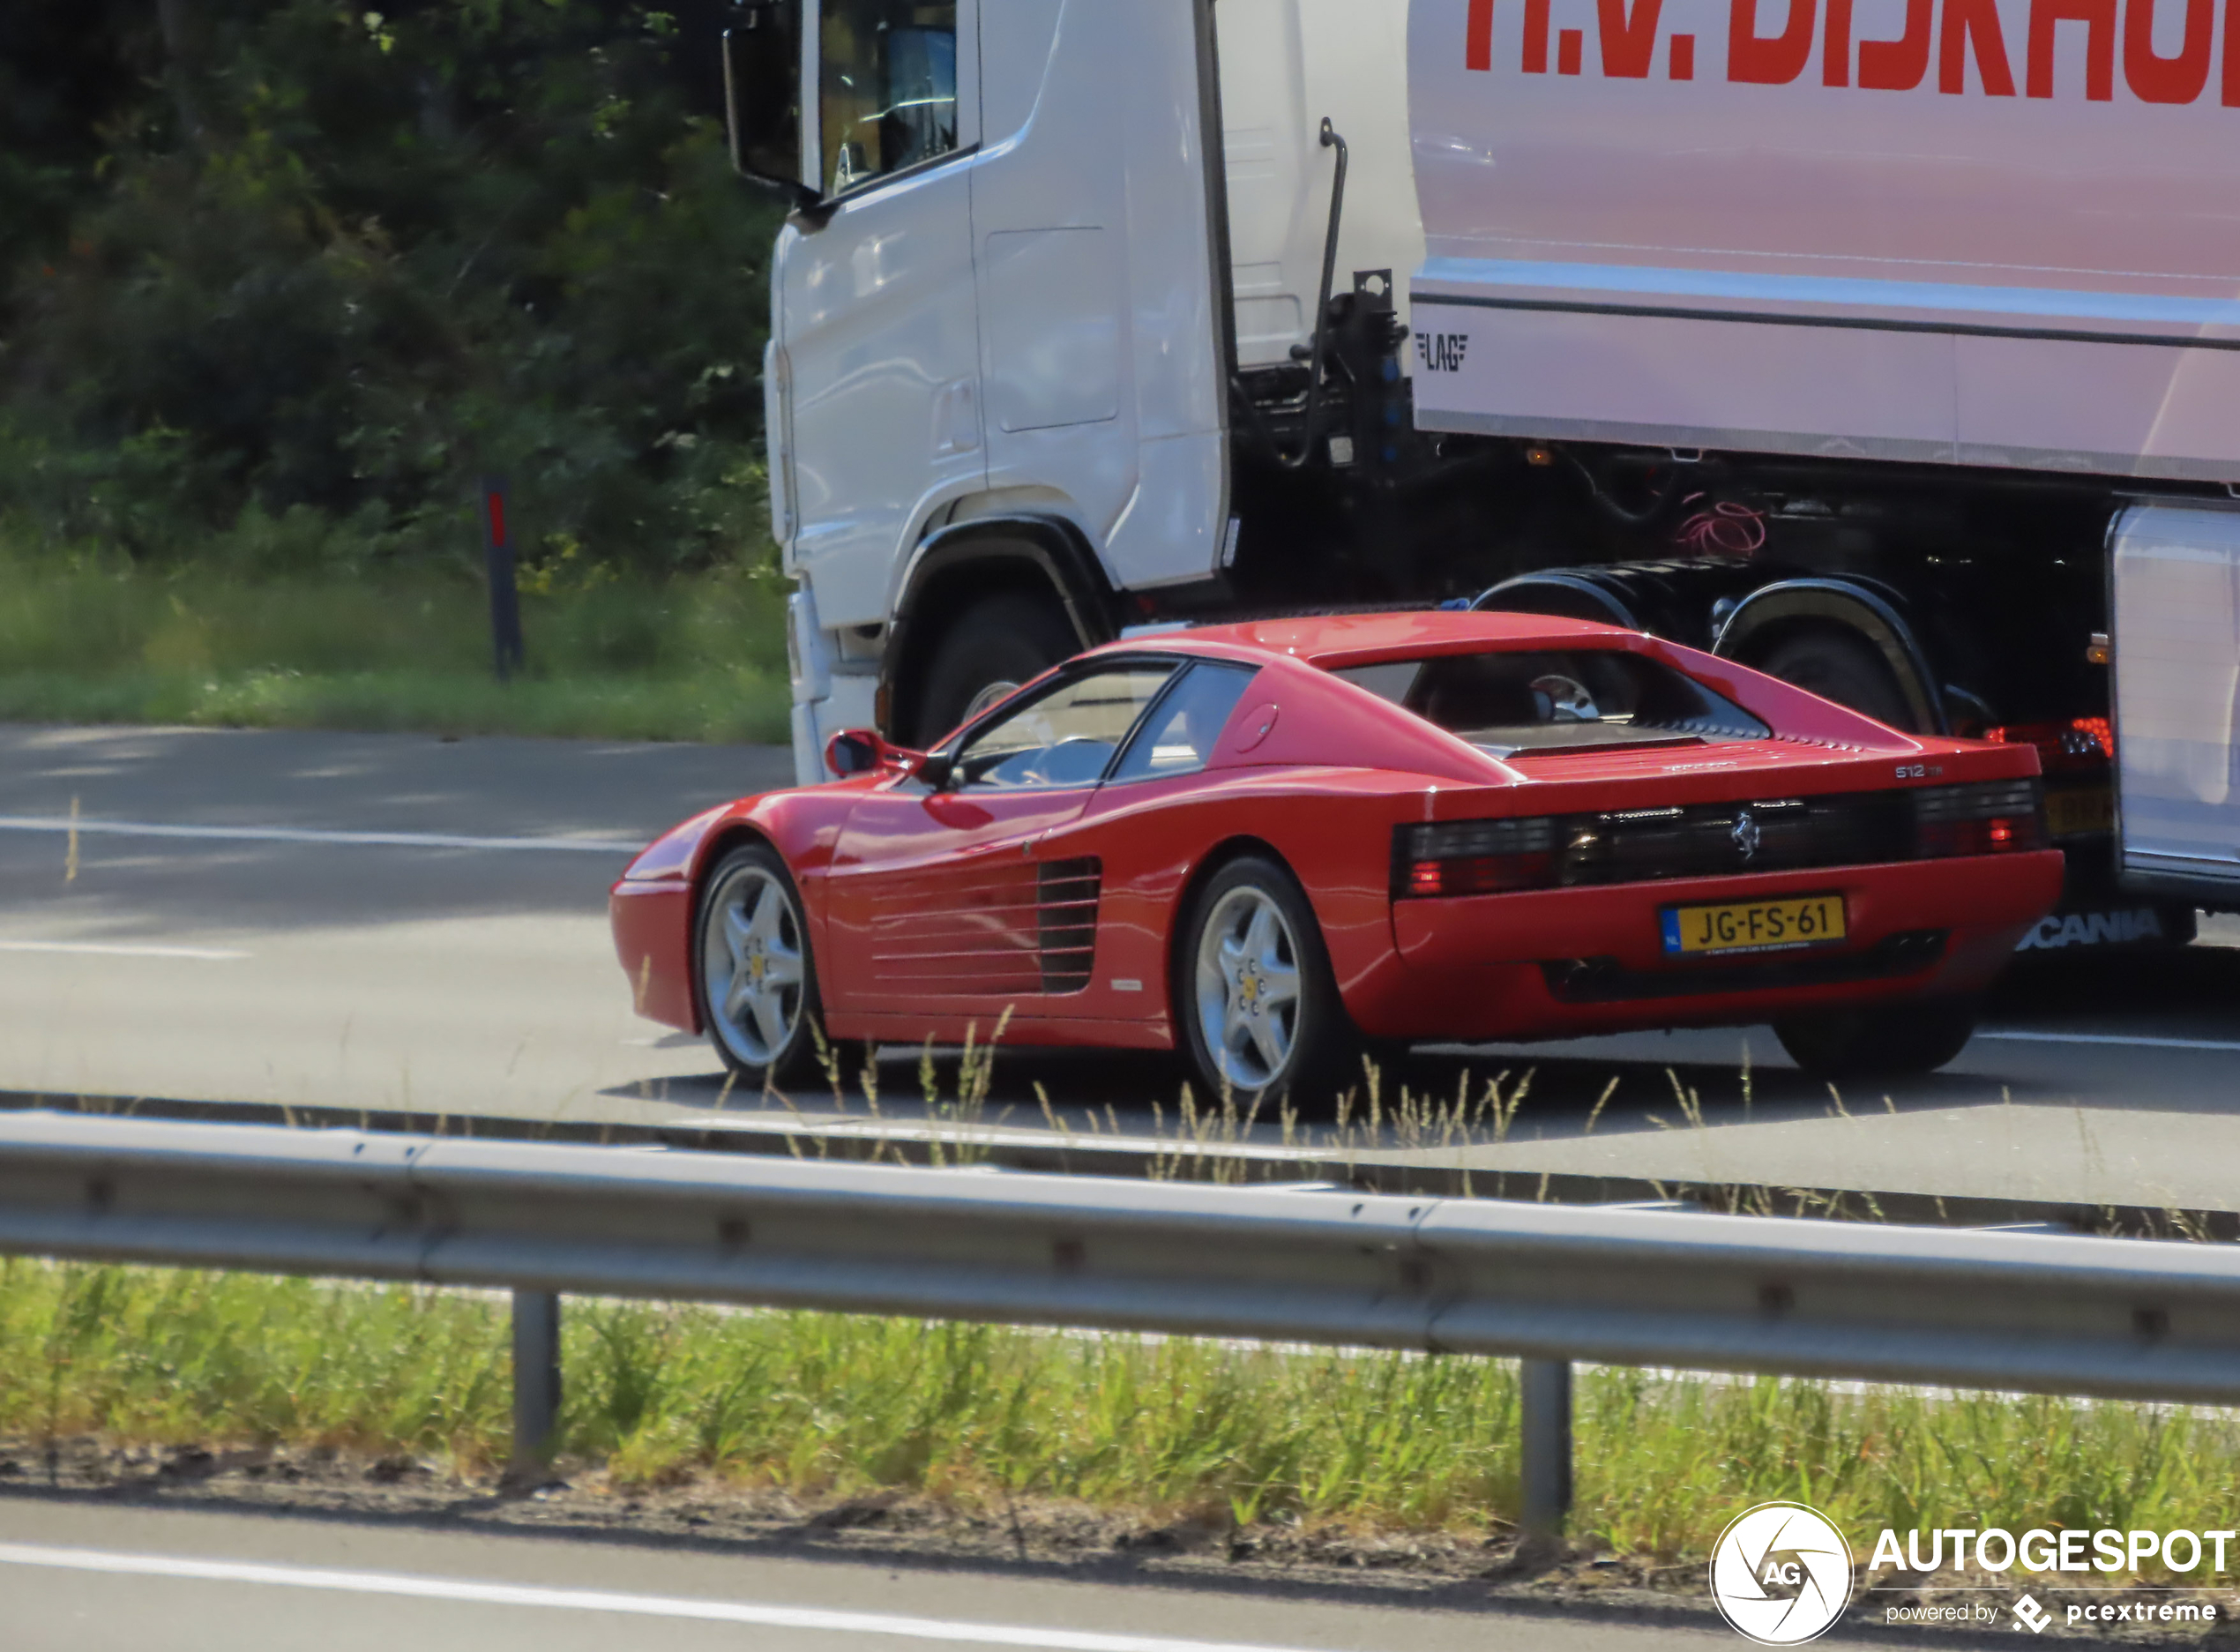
[
  {"x1": 1175, "y1": 854, "x2": 1363, "y2": 1114},
  {"x1": 1773, "y1": 998, "x2": 1980, "y2": 1078},
  {"x1": 1752, "y1": 627, "x2": 1918, "y2": 731},
  {"x1": 911, "y1": 590, "x2": 1078, "y2": 747}
]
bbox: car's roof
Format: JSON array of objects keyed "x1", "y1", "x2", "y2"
[{"x1": 1109, "y1": 609, "x2": 1635, "y2": 670}]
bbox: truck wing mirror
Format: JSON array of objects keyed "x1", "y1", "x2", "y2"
[{"x1": 723, "y1": 3, "x2": 822, "y2": 213}]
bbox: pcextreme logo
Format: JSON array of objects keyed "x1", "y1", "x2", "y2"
[
  {"x1": 1460, "y1": 0, "x2": 2240, "y2": 107},
  {"x1": 1710, "y1": 1502, "x2": 1855, "y2": 1645}
]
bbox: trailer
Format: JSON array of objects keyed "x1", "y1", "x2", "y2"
[{"x1": 723, "y1": 0, "x2": 2240, "y2": 947}]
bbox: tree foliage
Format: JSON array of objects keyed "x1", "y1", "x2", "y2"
[{"x1": 0, "y1": 0, "x2": 786, "y2": 573}]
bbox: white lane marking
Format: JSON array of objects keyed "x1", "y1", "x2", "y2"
[
  {"x1": 1978, "y1": 1029, "x2": 2240, "y2": 1054},
  {"x1": 0, "y1": 816, "x2": 644, "y2": 856},
  {"x1": 0, "y1": 1544, "x2": 1313, "y2": 1652},
  {"x1": 0, "y1": 940, "x2": 248, "y2": 961}
]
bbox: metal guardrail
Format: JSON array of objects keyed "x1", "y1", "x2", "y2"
[
  {"x1": 11, "y1": 1087, "x2": 2231, "y2": 1243},
  {"x1": 4, "y1": 1110, "x2": 2239, "y2": 1532}
]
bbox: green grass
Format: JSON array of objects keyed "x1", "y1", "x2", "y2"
[
  {"x1": 6, "y1": 1258, "x2": 2238, "y2": 1577},
  {"x1": 0, "y1": 552, "x2": 793, "y2": 744}
]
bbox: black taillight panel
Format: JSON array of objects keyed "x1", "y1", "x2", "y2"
[
  {"x1": 1394, "y1": 776, "x2": 2047, "y2": 900},
  {"x1": 1911, "y1": 778, "x2": 2047, "y2": 857}
]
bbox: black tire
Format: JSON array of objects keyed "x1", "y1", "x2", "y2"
[
  {"x1": 693, "y1": 842, "x2": 865, "y2": 1093},
  {"x1": 1173, "y1": 854, "x2": 1364, "y2": 1113},
  {"x1": 1773, "y1": 998, "x2": 1981, "y2": 1078},
  {"x1": 910, "y1": 589, "x2": 1078, "y2": 747},
  {"x1": 1752, "y1": 627, "x2": 1919, "y2": 731}
]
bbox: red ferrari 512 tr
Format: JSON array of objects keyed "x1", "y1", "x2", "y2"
[{"x1": 611, "y1": 611, "x2": 2062, "y2": 1102}]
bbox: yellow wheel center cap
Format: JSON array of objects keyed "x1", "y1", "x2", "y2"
[
  {"x1": 749, "y1": 950, "x2": 766, "y2": 983},
  {"x1": 1240, "y1": 971, "x2": 1259, "y2": 1010}
]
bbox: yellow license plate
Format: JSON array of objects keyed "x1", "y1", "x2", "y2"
[
  {"x1": 2046, "y1": 785, "x2": 2114, "y2": 838},
  {"x1": 1661, "y1": 894, "x2": 1847, "y2": 956}
]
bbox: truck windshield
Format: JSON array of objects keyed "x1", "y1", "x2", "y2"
[
  {"x1": 820, "y1": 1, "x2": 959, "y2": 194},
  {"x1": 1332, "y1": 649, "x2": 1770, "y2": 757}
]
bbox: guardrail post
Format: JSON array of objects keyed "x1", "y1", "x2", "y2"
[
  {"x1": 1519, "y1": 1357, "x2": 1572, "y2": 1538},
  {"x1": 511, "y1": 1289, "x2": 562, "y2": 1477}
]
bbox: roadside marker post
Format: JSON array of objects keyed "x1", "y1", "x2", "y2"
[
  {"x1": 1519, "y1": 1357, "x2": 1573, "y2": 1536},
  {"x1": 511, "y1": 1289, "x2": 563, "y2": 1478},
  {"x1": 482, "y1": 478, "x2": 526, "y2": 682}
]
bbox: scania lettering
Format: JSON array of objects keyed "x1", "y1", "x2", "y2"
[{"x1": 721, "y1": 0, "x2": 2240, "y2": 939}]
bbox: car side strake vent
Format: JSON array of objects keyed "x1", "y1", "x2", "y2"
[{"x1": 1037, "y1": 857, "x2": 1101, "y2": 993}]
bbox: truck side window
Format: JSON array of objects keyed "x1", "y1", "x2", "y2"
[{"x1": 819, "y1": 1, "x2": 959, "y2": 195}]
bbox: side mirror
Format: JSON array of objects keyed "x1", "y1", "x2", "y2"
[
  {"x1": 826, "y1": 729, "x2": 893, "y2": 778},
  {"x1": 723, "y1": 4, "x2": 823, "y2": 213},
  {"x1": 826, "y1": 729, "x2": 943, "y2": 782}
]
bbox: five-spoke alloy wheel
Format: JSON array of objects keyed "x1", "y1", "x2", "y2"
[
  {"x1": 694, "y1": 841, "x2": 847, "y2": 1090},
  {"x1": 1176, "y1": 854, "x2": 1360, "y2": 1109},
  {"x1": 1194, "y1": 886, "x2": 1304, "y2": 1092}
]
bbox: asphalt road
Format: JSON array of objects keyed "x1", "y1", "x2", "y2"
[
  {"x1": 5, "y1": 722, "x2": 2240, "y2": 1210},
  {"x1": 0, "y1": 1497, "x2": 1766, "y2": 1652}
]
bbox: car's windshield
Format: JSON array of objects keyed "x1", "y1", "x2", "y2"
[{"x1": 1331, "y1": 648, "x2": 1769, "y2": 756}]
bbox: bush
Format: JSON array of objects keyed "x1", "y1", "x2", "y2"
[{"x1": 0, "y1": 0, "x2": 788, "y2": 580}]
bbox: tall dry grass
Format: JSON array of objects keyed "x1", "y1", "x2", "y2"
[{"x1": 6, "y1": 1257, "x2": 2237, "y2": 1574}]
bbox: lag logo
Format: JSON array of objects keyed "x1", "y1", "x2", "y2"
[
  {"x1": 1710, "y1": 1501, "x2": 1854, "y2": 1645},
  {"x1": 1415, "y1": 332, "x2": 1469, "y2": 372}
]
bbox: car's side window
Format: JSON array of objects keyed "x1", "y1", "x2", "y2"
[
  {"x1": 1109, "y1": 663, "x2": 1258, "y2": 783},
  {"x1": 952, "y1": 666, "x2": 1177, "y2": 791}
]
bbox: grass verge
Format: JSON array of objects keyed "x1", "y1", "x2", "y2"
[
  {"x1": 5, "y1": 1258, "x2": 2237, "y2": 1583},
  {"x1": 0, "y1": 553, "x2": 792, "y2": 744}
]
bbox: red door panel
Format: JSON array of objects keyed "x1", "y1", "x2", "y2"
[{"x1": 822, "y1": 787, "x2": 1092, "y2": 1012}]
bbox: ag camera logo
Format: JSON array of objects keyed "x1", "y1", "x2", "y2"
[{"x1": 1710, "y1": 1501, "x2": 1854, "y2": 1644}]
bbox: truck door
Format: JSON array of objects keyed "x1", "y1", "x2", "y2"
[
  {"x1": 779, "y1": 0, "x2": 985, "y2": 632},
  {"x1": 969, "y1": 0, "x2": 1233, "y2": 589}
]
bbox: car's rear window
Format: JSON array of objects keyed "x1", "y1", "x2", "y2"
[{"x1": 1331, "y1": 649, "x2": 1769, "y2": 757}]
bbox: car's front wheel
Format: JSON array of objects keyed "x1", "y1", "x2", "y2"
[
  {"x1": 1773, "y1": 998, "x2": 1980, "y2": 1078},
  {"x1": 694, "y1": 842, "x2": 858, "y2": 1092},
  {"x1": 1176, "y1": 855, "x2": 1362, "y2": 1111}
]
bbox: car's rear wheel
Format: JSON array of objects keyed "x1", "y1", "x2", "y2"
[
  {"x1": 910, "y1": 589, "x2": 1078, "y2": 748},
  {"x1": 695, "y1": 842, "x2": 862, "y2": 1092},
  {"x1": 1773, "y1": 998, "x2": 1980, "y2": 1078},
  {"x1": 1176, "y1": 855, "x2": 1362, "y2": 1112}
]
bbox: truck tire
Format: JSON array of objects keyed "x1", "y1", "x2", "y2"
[
  {"x1": 911, "y1": 590, "x2": 1077, "y2": 747},
  {"x1": 1752, "y1": 627, "x2": 1918, "y2": 731},
  {"x1": 1773, "y1": 998, "x2": 1980, "y2": 1078}
]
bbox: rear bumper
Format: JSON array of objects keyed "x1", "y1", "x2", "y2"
[{"x1": 1353, "y1": 851, "x2": 2063, "y2": 1042}]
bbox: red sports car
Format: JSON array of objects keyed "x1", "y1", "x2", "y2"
[{"x1": 611, "y1": 611, "x2": 2061, "y2": 1101}]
